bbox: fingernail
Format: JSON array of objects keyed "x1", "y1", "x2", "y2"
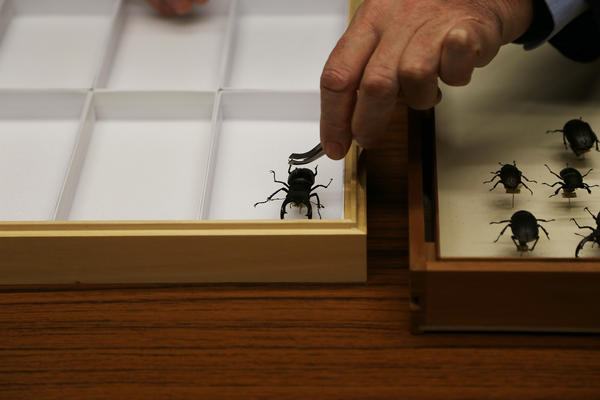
[{"x1": 325, "y1": 141, "x2": 345, "y2": 160}]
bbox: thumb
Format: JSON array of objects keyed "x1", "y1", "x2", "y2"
[{"x1": 439, "y1": 18, "x2": 501, "y2": 86}]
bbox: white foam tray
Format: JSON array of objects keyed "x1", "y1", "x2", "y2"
[
  {"x1": 0, "y1": 0, "x2": 349, "y2": 221},
  {"x1": 436, "y1": 44, "x2": 600, "y2": 258}
]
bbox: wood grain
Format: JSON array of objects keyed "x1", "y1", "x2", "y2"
[{"x1": 2, "y1": 106, "x2": 600, "y2": 400}]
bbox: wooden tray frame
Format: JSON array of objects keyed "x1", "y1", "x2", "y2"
[
  {"x1": 1, "y1": 145, "x2": 366, "y2": 285},
  {"x1": 408, "y1": 109, "x2": 600, "y2": 333},
  {"x1": 0, "y1": 0, "x2": 367, "y2": 285}
]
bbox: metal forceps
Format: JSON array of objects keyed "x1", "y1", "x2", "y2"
[{"x1": 288, "y1": 142, "x2": 325, "y2": 165}]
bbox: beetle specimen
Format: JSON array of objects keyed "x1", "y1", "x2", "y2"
[
  {"x1": 484, "y1": 161, "x2": 536, "y2": 194},
  {"x1": 491, "y1": 210, "x2": 554, "y2": 252},
  {"x1": 547, "y1": 118, "x2": 599, "y2": 156},
  {"x1": 254, "y1": 165, "x2": 332, "y2": 219},
  {"x1": 543, "y1": 164, "x2": 598, "y2": 198},
  {"x1": 570, "y1": 207, "x2": 600, "y2": 258}
]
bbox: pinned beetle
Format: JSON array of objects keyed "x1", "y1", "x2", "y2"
[
  {"x1": 543, "y1": 164, "x2": 598, "y2": 198},
  {"x1": 254, "y1": 165, "x2": 332, "y2": 219},
  {"x1": 483, "y1": 161, "x2": 536, "y2": 194},
  {"x1": 571, "y1": 207, "x2": 600, "y2": 258},
  {"x1": 547, "y1": 118, "x2": 599, "y2": 156},
  {"x1": 491, "y1": 210, "x2": 554, "y2": 252}
]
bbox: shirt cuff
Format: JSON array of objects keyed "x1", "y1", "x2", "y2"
[{"x1": 524, "y1": 0, "x2": 589, "y2": 49}]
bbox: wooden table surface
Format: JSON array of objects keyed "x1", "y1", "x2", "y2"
[{"x1": 2, "y1": 107, "x2": 600, "y2": 400}]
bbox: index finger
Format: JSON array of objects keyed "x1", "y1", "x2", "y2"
[{"x1": 320, "y1": 25, "x2": 378, "y2": 160}]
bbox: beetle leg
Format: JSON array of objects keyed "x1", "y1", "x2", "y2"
[
  {"x1": 521, "y1": 175, "x2": 537, "y2": 183},
  {"x1": 570, "y1": 218, "x2": 595, "y2": 231},
  {"x1": 488, "y1": 180, "x2": 504, "y2": 191},
  {"x1": 269, "y1": 170, "x2": 289, "y2": 188},
  {"x1": 510, "y1": 236, "x2": 521, "y2": 250},
  {"x1": 543, "y1": 181, "x2": 561, "y2": 188},
  {"x1": 303, "y1": 200, "x2": 313, "y2": 219},
  {"x1": 595, "y1": 138, "x2": 599, "y2": 151},
  {"x1": 520, "y1": 181, "x2": 534, "y2": 195},
  {"x1": 311, "y1": 178, "x2": 333, "y2": 192},
  {"x1": 583, "y1": 183, "x2": 599, "y2": 194},
  {"x1": 310, "y1": 193, "x2": 323, "y2": 219},
  {"x1": 483, "y1": 173, "x2": 500, "y2": 184},
  {"x1": 280, "y1": 198, "x2": 292, "y2": 219},
  {"x1": 490, "y1": 219, "x2": 511, "y2": 225},
  {"x1": 546, "y1": 129, "x2": 563, "y2": 134},
  {"x1": 584, "y1": 207, "x2": 597, "y2": 220},
  {"x1": 313, "y1": 165, "x2": 318, "y2": 177},
  {"x1": 493, "y1": 223, "x2": 511, "y2": 242},
  {"x1": 254, "y1": 187, "x2": 288, "y2": 207},
  {"x1": 537, "y1": 224, "x2": 551, "y2": 239},
  {"x1": 575, "y1": 235, "x2": 594, "y2": 258},
  {"x1": 544, "y1": 164, "x2": 562, "y2": 180},
  {"x1": 529, "y1": 237, "x2": 540, "y2": 252},
  {"x1": 581, "y1": 168, "x2": 594, "y2": 178},
  {"x1": 548, "y1": 184, "x2": 565, "y2": 197}
]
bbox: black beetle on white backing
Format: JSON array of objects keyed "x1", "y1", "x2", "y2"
[
  {"x1": 491, "y1": 210, "x2": 554, "y2": 252},
  {"x1": 484, "y1": 161, "x2": 536, "y2": 194},
  {"x1": 543, "y1": 164, "x2": 598, "y2": 198},
  {"x1": 254, "y1": 165, "x2": 332, "y2": 219},
  {"x1": 571, "y1": 207, "x2": 600, "y2": 258},
  {"x1": 547, "y1": 118, "x2": 599, "y2": 157}
]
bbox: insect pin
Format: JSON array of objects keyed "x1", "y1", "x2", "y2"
[
  {"x1": 543, "y1": 164, "x2": 598, "y2": 204},
  {"x1": 254, "y1": 165, "x2": 332, "y2": 220},
  {"x1": 491, "y1": 210, "x2": 554, "y2": 252},
  {"x1": 570, "y1": 207, "x2": 600, "y2": 258},
  {"x1": 483, "y1": 161, "x2": 536, "y2": 207},
  {"x1": 547, "y1": 118, "x2": 599, "y2": 157}
]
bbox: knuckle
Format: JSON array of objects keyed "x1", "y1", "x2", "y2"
[
  {"x1": 398, "y1": 62, "x2": 435, "y2": 83},
  {"x1": 360, "y1": 67, "x2": 397, "y2": 97},
  {"x1": 320, "y1": 65, "x2": 355, "y2": 92},
  {"x1": 447, "y1": 27, "x2": 480, "y2": 55}
]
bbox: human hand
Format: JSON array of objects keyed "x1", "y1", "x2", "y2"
[
  {"x1": 146, "y1": 0, "x2": 208, "y2": 16},
  {"x1": 320, "y1": 0, "x2": 534, "y2": 159}
]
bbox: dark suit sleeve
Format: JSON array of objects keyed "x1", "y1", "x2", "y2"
[{"x1": 514, "y1": 0, "x2": 600, "y2": 62}]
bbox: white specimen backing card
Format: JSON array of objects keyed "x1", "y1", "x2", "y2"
[
  {"x1": 101, "y1": 0, "x2": 230, "y2": 90},
  {"x1": 0, "y1": 0, "x2": 116, "y2": 89},
  {"x1": 436, "y1": 44, "x2": 600, "y2": 258},
  {"x1": 224, "y1": 0, "x2": 347, "y2": 90},
  {"x1": 68, "y1": 92, "x2": 213, "y2": 220},
  {"x1": 0, "y1": 92, "x2": 86, "y2": 220},
  {"x1": 0, "y1": 0, "x2": 350, "y2": 222},
  {"x1": 206, "y1": 91, "x2": 345, "y2": 220}
]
